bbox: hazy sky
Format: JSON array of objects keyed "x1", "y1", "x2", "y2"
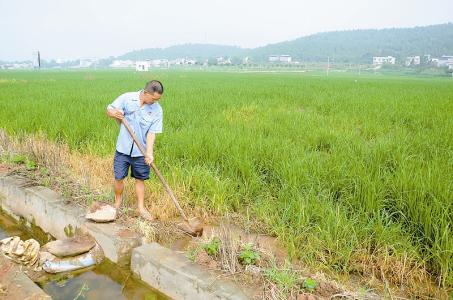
[{"x1": 1, "y1": 0, "x2": 452, "y2": 61}]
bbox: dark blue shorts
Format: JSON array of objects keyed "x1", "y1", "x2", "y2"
[{"x1": 114, "y1": 151, "x2": 150, "y2": 180}]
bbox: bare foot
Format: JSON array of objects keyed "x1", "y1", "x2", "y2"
[{"x1": 138, "y1": 209, "x2": 155, "y2": 221}]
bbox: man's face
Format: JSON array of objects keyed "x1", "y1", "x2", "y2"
[{"x1": 143, "y1": 91, "x2": 161, "y2": 104}]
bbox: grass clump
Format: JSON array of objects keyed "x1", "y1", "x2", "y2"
[
  {"x1": 302, "y1": 278, "x2": 318, "y2": 292},
  {"x1": 238, "y1": 243, "x2": 260, "y2": 266},
  {"x1": 25, "y1": 160, "x2": 37, "y2": 170},
  {"x1": 11, "y1": 154, "x2": 26, "y2": 164},
  {"x1": 202, "y1": 237, "x2": 221, "y2": 257},
  {"x1": 264, "y1": 264, "x2": 299, "y2": 294}
]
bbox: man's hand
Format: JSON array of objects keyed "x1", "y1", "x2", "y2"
[
  {"x1": 107, "y1": 109, "x2": 124, "y2": 120},
  {"x1": 145, "y1": 154, "x2": 154, "y2": 166}
]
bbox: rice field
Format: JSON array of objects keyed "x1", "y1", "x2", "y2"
[{"x1": 0, "y1": 70, "x2": 452, "y2": 291}]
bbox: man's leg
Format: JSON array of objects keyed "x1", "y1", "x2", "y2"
[
  {"x1": 131, "y1": 157, "x2": 153, "y2": 220},
  {"x1": 135, "y1": 179, "x2": 146, "y2": 213},
  {"x1": 113, "y1": 151, "x2": 130, "y2": 210},
  {"x1": 135, "y1": 179, "x2": 154, "y2": 220},
  {"x1": 114, "y1": 179, "x2": 124, "y2": 209}
]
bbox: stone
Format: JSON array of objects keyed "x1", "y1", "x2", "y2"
[
  {"x1": 1, "y1": 236, "x2": 40, "y2": 266},
  {"x1": 42, "y1": 234, "x2": 96, "y2": 258},
  {"x1": 245, "y1": 265, "x2": 261, "y2": 275},
  {"x1": 297, "y1": 293, "x2": 317, "y2": 300},
  {"x1": 85, "y1": 202, "x2": 117, "y2": 223}
]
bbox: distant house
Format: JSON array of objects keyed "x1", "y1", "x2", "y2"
[
  {"x1": 110, "y1": 60, "x2": 134, "y2": 68},
  {"x1": 0, "y1": 63, "x2": 32, "y2": 70},
  {"x1": 169, "y1": 58, "x2": 196, "y2": 66},
  {"x1": 436, "y1": 55, "x2": 453, "y2": 67},
  {"x1": 217, "y1": 57, "x2": 231, "y2": 65},
  {"x1": 279, "y1": 55, "x2": 292, "y2": 63},
  {"x1": 149, "y1": 59, "x2": 169, "y2": 68},
  {"x1": 135, "y1": 61, "x2": 149, "y2": 71},
  {"x1": 269, "y1": 55, "x2": 292, "y2": 63},
  {"x1": 79, "y1": 58, "x2": 98, "y2": 68},
  {"x1": 269, "y1": 55, "x2": 279, "y2": 62},
  {"x1": 372, "y1": 56, "x2": 396, "y2": 65},
  {"x1": 405, "y1": 56, "x2": 421, "y2": 66}
]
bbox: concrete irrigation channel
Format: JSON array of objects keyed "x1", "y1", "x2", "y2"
[{"x1": 0, "y1": 170, "x2": 249, "y2": 299}]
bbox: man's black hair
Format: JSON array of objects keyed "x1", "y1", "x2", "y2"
[{"x1": 144, "y1": 80, "x2": 164, "y2": 94}]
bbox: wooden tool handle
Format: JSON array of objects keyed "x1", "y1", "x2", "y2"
[{"x1": 121, "y1": 119, "x2": 189, "y2": 222}]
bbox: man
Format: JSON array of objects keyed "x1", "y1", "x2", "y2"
[{"x1": 106, "y1": 80, "x2": 164, "y2": 220}]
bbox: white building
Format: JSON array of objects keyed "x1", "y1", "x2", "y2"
[
  {"x1": 135, "y1": 61, "x2": 149, "y2": 71},
  {"x1": 279, "y1": 55, "x2": 292, "y2": 63},
  {"x1": 217, "y1": 57, "x2": 231, "y2": 65},
  {"x1": 269, "y1": 55, "x2": 279, "y2": 63},
  {"x1": 169, "y1": 58, "x2": 197, "y2": 66},
  {"x1": 372, "y1": 56, "x2": 396, "y2": 66},
  {"x1": 149, "y1": 59, "x2": 169, "y2": 68},
  {"x1": 437, "y1": 55, "x2": 453, "y2": 67},
  {"x1": 1, "y1": 63, "x2": 33, "y2": 70},
  {"x1": 405, "y1": 56, "x2": 421, "y2": 66},
  {"x1": 79, "y1": 58, "x2": 98, "y2": 68},
  {"x1": 110, "y1": 60, "x2": 134, "y2": 68},
  {"x1": 269, "y1": 55, "x2": 292, "y2": 63}
]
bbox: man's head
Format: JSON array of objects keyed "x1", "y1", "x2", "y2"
[{"x1": 142, "y1": 80, "x2": 164, "y2": 104}]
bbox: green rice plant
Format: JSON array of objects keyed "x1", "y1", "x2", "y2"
[{"x1": 0, "y1": 70, "x2": 452, "y2": 293}]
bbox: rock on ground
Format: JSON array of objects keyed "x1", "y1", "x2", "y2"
[
  {"x1": 85, "y1": 202, "x2": 117, "y2": 223},
  {"x1": 42, "y1": 234, "x2": 96, "y2": 258}
]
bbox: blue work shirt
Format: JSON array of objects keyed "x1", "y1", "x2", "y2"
[{"x1": 107, "y1": 90, "x2": 163, "y2": 157}]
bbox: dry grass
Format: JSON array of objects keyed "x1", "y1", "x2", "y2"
[
  {"x1": 351, "y1": 248, "x2": 447, "y2": 299},
  {"x1": 217, "y1": 222, "x2": 240, "y2": 274},
  {"x1": 0, "y1": 129, "x2": 194, "y2": 222}
]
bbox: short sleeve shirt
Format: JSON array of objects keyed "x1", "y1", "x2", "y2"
[{"x1": 107, "y1": 90, "x2": 163, "y2": 157}]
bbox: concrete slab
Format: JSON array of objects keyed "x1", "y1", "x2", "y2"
[
  {"x1": 0, "y1": 253, "x2": 51, "y2": 300},
  {"x1": 85, "y1": 221, "x2": 142, "y2": 266},
  {"x1": 131, "y1": 243, "x2": 250, "y2": 300},
  {"x1": 0, "y1": 173, "x2": 141, "y2": 265},
  {"x1": 0, "y1": 174, "x2": 85, "y2": 240},
  {"x1": 0, "y1": 173, "x2": 251, "y2": 299}
]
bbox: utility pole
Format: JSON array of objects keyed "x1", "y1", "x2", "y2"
[
  {"x1": 326, "y1": 56, "x2": 330, "y2": 76},
  {"x1": 32, "y1": 51, "x2": 41, "y2": 70}
]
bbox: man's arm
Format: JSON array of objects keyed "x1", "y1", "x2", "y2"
[
  {"x1": 106, "y1": 94, "x2": 126, "y2": 124},
  {"x1": 106, "y1": 108, "x2": 124, "y2": 124},
  {"x1": 145, "y1": 132, "x2": 156, "y2": 165}
]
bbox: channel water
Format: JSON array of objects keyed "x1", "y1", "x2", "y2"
[{"x1": 0, "y1": 212, "x2": 168, "y2": 300}]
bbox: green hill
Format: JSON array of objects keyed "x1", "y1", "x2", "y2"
[{"x1": 118, "y1": 23, "x2": 453, "y2": 63}]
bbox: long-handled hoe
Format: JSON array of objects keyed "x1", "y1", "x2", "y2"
[{"x1": 122, "y1": 119, "x2": 203, "y2": 237}]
